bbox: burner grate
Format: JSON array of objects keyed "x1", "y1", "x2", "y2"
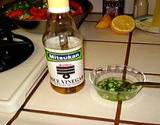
[{"x1": 0, "y1": 29, "x2": 34, "y2": 72}]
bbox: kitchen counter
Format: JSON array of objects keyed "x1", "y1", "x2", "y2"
[{"x1": 1, "y1": 13, "x2": 160, "y2": 125}]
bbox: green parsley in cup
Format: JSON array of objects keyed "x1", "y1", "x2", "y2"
[{"x1": 89, "y1": 65, "x2": 146, "y2": 101}]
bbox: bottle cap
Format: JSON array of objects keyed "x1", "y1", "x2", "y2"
[{"x1": 48, "y1": 0, "x2": 70, "y2": 13}]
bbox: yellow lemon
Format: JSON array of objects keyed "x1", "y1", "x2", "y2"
[
  {"x1": 96, "y1": 15, "x2": 112, "y2": 29},
  {"x1": 111, "y1": 15, "x2": 135, "y2": 34}
]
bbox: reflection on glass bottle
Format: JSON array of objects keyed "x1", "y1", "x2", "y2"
[
  {"x1": 134, "y1": 0, "x2": 149, "y2": 18},
  {"x1": 42, "y1": 0, "x2": 84, "y2": 94}
]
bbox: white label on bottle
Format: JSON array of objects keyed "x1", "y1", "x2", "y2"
[{"x1": 45, "y1": 38, "x2": 84, "y2": 88}]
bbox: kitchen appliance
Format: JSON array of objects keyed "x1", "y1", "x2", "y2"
[{"x1": 0, "y1": 16, "x2": 47, "y2": 113}]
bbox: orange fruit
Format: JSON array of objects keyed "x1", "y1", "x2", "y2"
[
  {"x1": 96, "y1": 15, "x2": 112, "y2": 29},
  {"x1": 111, "y1": 15, "x2": 135, "y2": 34}
]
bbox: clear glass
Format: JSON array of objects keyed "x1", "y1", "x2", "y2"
[
  {"x1": 134, "y1": 0, "x2": 149, "y2": 18},
  {"x1": 0, "y1": 0, "x2": 4, "y2": 8},
  {"x1": 43, "y1": 13, "x2": 82, "y2": 50},
  {"x1": 152, "y1": 0, "x2": 160, "y2": 26},
  {"x1": 89, "y1": 65, "x2": 146, "y2": 101},
  {"x1": 42, "y1": 12, "x2": 84, "y2": 94}
]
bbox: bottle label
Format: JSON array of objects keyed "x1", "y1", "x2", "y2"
[{"x1": 45, "y1": 46, "x2": 84, "y2": 88}]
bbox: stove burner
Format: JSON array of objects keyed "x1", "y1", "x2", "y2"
[{"x1": 0, "y1": 29, "x2": 34, "y2": 72}]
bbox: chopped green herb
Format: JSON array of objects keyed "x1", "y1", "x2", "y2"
[
  {"x1": 95, "y1": 77, "x2": 141, "y2": 101},
  {"x1": 97, "y1": 77, "x2": 138, "y2": 92}
]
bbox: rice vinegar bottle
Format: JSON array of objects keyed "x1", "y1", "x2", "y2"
[{"x1": 42, "y1": 0, "x2": 84, "y2": 94}]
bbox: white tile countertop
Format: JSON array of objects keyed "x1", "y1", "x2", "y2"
[{"x1": 2, "y1": 13, "x2": 160, "y2": 125}]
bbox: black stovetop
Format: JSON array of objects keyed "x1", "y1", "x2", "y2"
[{"x1": 0, "y1": 15, "x2": 34, "y2": 72}]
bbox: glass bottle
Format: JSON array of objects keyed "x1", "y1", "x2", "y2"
[
  {"x1": 134, "y1": 0, "x2": 149, "y2": 18},
  {"x1": 42, "y1": 0, "x2": 84, "y2": 94},
  {"x1": 103, "y1": 0, "x2": 124, "y2": 18},
  {"x1": 152, "y1": 0, "x2": 160, "y2": 27},
  {"x1": 0, "y1": 0, "x2": 4, "y2": 8}
]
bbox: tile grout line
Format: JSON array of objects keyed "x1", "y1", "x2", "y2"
[
  {"x1": 4, "y1": 14, "x2": 160, "y2": 125},
  {"x1": 83, "y1": 38, "x2": 160, "y2": 46},
  {"x1": 22, "y1": 108, "x2": 115, "y2": 123},
  {"x1": 84, "y1": 15, "x2": 160, "y2": 124},
  {"x1": 120, "y1": 120, "x2": 160, "y2": 125},
  {"x1": 84, "y1": 39, "x2": 128, "y2": 43},
  {"x1": 124, "y1": 32, "x2": 133, "y2": 66},
  {"x1": 114, "y1": 101, "x2": 122, "y2": 125},
  {"x1": 82, "y1": 18, "x2": 160, "y2": 46},
  {"x1": 114, "y1": 32, "x2": 133, "y2": 125},
  {"x1": 4, "y1": 11, "x2": 88, "y2": 125},
  {"x1": 6, "y1": 70, "x2": 48, "y2": 125},
  {"x1": 85, "y1": 68, "x2": 160, "y2": 76},
  {"x1": 144, "y1": 73, "x2": 160, "y2": 76}
]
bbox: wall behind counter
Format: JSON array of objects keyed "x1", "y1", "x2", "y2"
[
  {"x1": 89, "y1": 0, "x2": 156, "y2": 14},
  {"x1": 4, "y1": 0, "x2": 156, "y2": 14}
]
